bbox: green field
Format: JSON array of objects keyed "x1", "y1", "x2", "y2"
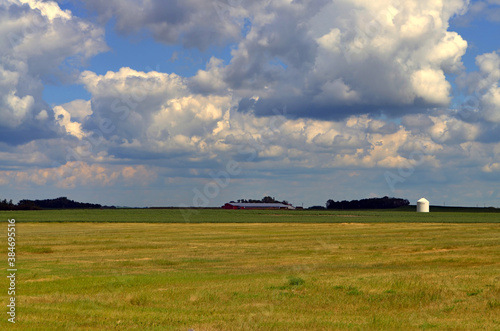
[
  {"x1": 1, "y1": 207, "x2": 500, "y2": 223},
  {"x1": 1, "y1": 210, "x2": 499, "y2": 330}
]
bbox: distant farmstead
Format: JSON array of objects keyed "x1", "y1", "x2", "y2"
[{"x1": 222, "y1": 202, "x2": 295, "y2": 210}]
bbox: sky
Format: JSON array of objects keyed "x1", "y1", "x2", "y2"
[{"x1": 1, "y1": 0, "x2": 500, "y2": 208}]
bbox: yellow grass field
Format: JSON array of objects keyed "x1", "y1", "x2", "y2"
[{"x1": 1, "y1": 215, "x2": 499, "y2": 330}]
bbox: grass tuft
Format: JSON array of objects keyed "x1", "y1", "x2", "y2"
[
  {"x1": 288, "y1": 276, "x2": 305, "y2": 286},
  {"x1": 487, "y1": 300, "x2": 500, "y2": 309},
  {"x1": 129, "y1": 293, "x2": 149, "y2": 306},
  {"x1": 420, "y1": 322, "x2": 439, "y2": 329},
  {"x1": 466, "y1": 289, "x2": 483, "y2": 296},
  {"x1": 346, "y1": 286, "x2": 362, "y2": 295},
  {"x1": 24, "y1": 246, "x2": 53, "y2": 254}
]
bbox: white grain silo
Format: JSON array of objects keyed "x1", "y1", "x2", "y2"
[{"x1": 417, "y1": 198, "x2": 429, "y2": 213}]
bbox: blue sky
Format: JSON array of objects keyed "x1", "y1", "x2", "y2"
[{"x1": 1, "y1": 0, "x2": 500, "y2": 208}]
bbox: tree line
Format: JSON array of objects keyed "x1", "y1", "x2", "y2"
[
  {"x1": 0, "y1": 197, "x2": 114, "y2": 210},
  {"x1": 0, "y1": 195, "x2": 410, "y2": 210},
  {"x1": 229, "y1": 196, "x2": 409, "y2": 210},
  {"x1": 326, "y1": 196, "x2": 409, "y2": 210},
  {"x1": 231, "y1": 196, "x2": 290, "y2": 205}
]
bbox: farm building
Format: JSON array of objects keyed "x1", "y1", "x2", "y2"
[
  {"x1": 222, "y1": 202, "x2": 295, "y2": 210},
  {"x1": 417, "y1": 198, "x2": 430, "y2": 212}
]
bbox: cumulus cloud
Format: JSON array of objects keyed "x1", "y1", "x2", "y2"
[
  {"x1": 66, "y1": 58, "x2": 491, "y2": 189},
  {"x1": 75, "y1": 65, "x2": 451, "y2": 174},
  {"x1": 474, "y1": 52, "x2": 500, "y2": 123},
  {"x1": 53, "y1": 103, "x2": 87, "y2": 139},
  {"x1": 190, "y1": 57, "x2": 228, "y2": 94},
  {"x1": 79, "y1": 0, "x2": 468, "y2": 119},
  {"x1": 0, "y1": 0, "x2": 107, "y2": 144},
  {"x1": 0, "y1": 90, "x2": 34, "y2": 128},
  {"x1": 81, "y1": 0, "x2": 245, "y2": 50},
  {"x1": 57, "y1": 99, "x2": 93, "y2": 120},
  {"x1": 79, "y1": 67, "x2": 190, "y2": 144},
  {"x1": 458, "y1": 51, "x2": 500, "y2": 123},
  {"x1": 219, "y1": 0, "x2": 469, "y2": 118},
  {"x1": 483, "y1": 162, "x2": 500, "y2": 173},
  {"x1": 453, "y1": 0, "x2": 500, "y2": 25},
  {"x1": 0, "y1": 161, "x2": 157, "y2": 189}
]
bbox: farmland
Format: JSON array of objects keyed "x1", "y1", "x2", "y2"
[
  {"x1": 1, "y1": 206, "x2": 500, "y2": 224},
  {"x1": 1, "y1": 209, "x2": 499, "y2": 330}
]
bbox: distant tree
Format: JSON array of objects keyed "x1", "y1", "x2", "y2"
[
  {"x1": 262, "y1": 196, "x2": 276, "y2": 203},
  {"x1": 235, "y1": 196, "x2": 288, "y2": 204},
  {"x1": 0, "y1": 197, "x2": 114, "y2": 210},
  {"x1": 308, "y1": 205, "x2": 326, "y2": 210},
  {"x1": 17, "y1": 197, "x2": 103, "y2": 209},
  {"x1": 326, "y1": 196, "x2": 409, "y2": 210}
]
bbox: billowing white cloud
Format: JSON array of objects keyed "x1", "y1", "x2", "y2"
[
  {"x1": 218, "y1": 0, "x2": 469, "y2": 117},
  {"x1": 0, "y1": 90, "x2": 34, "y2": 128},
  {"x1": 0, "y1": 161, "x2": 157, "y2": 189},
  {"x1": 0, "y1": 0, "x2": 107, "y2": 143},
  {"x1": 458, "y1": 51, "x2": 500, "y2": 123},
  {"x1": 58, "y1": 99, "x2": 93, "y2": 121},
  {"x1": 475, "y1": 52, "x2": 500, "y2": 123},
  {"x1": 72, "y1": 65, "x2": 455, "y2": 175},
  {"x1": 82, "y1": 0, "x2": 468, "y2": 118},
  {"x1": 190, "y1": 57, "x2": 228, "y2": 94},
  {"x1": 57, "y1": 60, "x2": 491, "y2": 198},
  {"x1": 53, "y1": 104, "x2": 87, "y2": 139},
  {"x1": 79, "y1": 67, "x2": 190, "y2": 144},
  {"x1": 411, "y1": 69, "x2": 451, "y2": 105},
  {"x1": 428, "y1": 114, "x2": 481, "y2": 143},
  {"x1": 17, "y1": 0, "x2": 71, "y2": 20}
]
